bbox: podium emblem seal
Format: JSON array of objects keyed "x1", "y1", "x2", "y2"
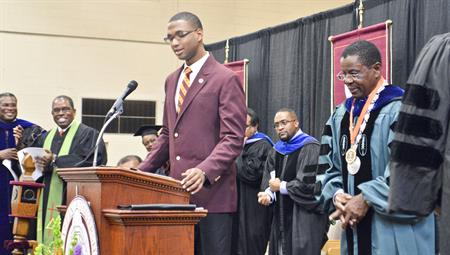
[{"x1": 61, "y1": 196, "x2": 99, "y2": 255}]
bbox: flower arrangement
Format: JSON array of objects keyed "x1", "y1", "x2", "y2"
[{"x1": 33, "y1": 216, "x2": 80, "y2": 255}]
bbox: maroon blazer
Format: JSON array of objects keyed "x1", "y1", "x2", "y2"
[{"x1": 139, "y1": 55, "x2": 246, "y2": 213}]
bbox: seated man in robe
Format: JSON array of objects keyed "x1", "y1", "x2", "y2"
[{"x1": 258, "y1": 108, "x2": 328, "y2": 255}]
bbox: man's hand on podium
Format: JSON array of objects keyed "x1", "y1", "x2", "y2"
[{"x1": 181, "y1": 168, "x2": 206, "y2": 195}]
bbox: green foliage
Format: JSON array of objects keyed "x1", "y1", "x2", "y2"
[
  {"x1": 68, "y1": 233, "x2": 78, "y2": 255},
  {"x1": 33, "y1": 215, "x2": 81, "y2": 255},
  {"x1": 33, "y1": 215, "x2": 65, "y2": 255},
  {"x1": 52, "y1": 216, "x2": 63, "y2": 251},
  {"x1": 34, "y1": 244, "x2": 50, "y2": 255}
]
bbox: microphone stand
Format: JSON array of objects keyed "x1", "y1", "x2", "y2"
[{"x1": 93, "y1": 100, "x2": 124, "y2": 167}]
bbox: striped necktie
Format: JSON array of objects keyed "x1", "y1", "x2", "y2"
[{"x1": 177, "y1": 66, "x2": 193, "y2": 113}]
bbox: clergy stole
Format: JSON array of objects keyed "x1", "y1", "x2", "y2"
[
  {"x1": 340, "y1": 110, "x2": 381, "y2": 255},
  {"x1": 37, "y1": 121, "x2": 80, "y2": 244}
]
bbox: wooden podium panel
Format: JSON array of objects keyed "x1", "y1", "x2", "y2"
[
  {"x1": 58, "y1": 167, "x2": 205, "y2": 255},
  {"x1": 103, "y1": 209, "x2": 207, "y2": 255}
]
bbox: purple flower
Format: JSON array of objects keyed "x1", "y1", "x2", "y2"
[{"x1": 74, "y1": 244, "x2": 82, "y2": 255}]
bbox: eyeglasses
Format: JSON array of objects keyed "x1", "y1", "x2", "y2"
[
  {"x1": 336, "y1": 63, "x2": 376, "y2": 81},
  {"x1": 164, "y1": 30, "x2": 197, "y2": 43},
  {"x1": 52, "y1": 107, "x2": 73, "y2": 114},
  {"x1": 336, "y1": 71, "x2": 364, "y2": 81},
  {"x1": 273, "y1": 119, "x2": 296, "y2": 129}
]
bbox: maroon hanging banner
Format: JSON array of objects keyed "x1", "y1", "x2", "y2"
[
  {"x1": 224, "y1": 59, "x2": 249, "y2": 103},
  {"x1": 330, "y1": 21, "x2": 392, "y2": 107}
]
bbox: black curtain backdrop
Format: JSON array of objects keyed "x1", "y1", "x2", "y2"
[{"x1": 205, "y1": 0, "x2": 450, "y2": 139}]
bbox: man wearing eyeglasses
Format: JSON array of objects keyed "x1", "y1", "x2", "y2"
[
  {"x1": 31, "y1": 95, "x2": 107, "y2": 244},
  {"x1": 317, "y1": 40, "x2": 435, "y2": 254},
  {"x1": 257, "y1": 108, "x2": 328, "y2": 255},
  {"x1": 138, "y1": 12, "x2": 246, "y2": 255}
]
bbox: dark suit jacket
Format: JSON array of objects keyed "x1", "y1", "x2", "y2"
[{"x1": 139, "y1": 55, "x2": 246, "y2": 213}]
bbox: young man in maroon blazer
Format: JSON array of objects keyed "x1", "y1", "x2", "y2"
[{"x1": 138, "y1": 12, "x2": 246, "y2": 255}]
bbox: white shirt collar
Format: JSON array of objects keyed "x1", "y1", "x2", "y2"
[
  {"x1": 57, "y1": 121, "x2": 74, "y2": 133},
  {"x1": 183, "y1": 52, "x2": 209, "y2": 74},
  {"x1": 290, "y1": 128, "x2": 304, "y2": 141}
]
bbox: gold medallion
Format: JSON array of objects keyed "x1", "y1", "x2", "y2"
[{"x1": 345, "y1": 148, "x2": 357, "y2": 164}]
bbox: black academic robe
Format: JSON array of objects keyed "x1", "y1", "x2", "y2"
[
  {"x1": 29, "y1": 122, "x2": 107, "y2": 239},
  {"x1": 261, "y1": 142, "x2": 328, "y2": 255},
  {"x1": 19, "y1": 125, "x2": 46, "y2": 148},
  {"x1": 389, "y1": 32, "x2": 450, "y2": 254},
  {"x1": 234, "y1": 139, "x2": 272, "y2": 255}
]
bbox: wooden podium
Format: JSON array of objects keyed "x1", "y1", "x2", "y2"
[{"x1": 58, "y1": 167, "x2": 207, "y2": 255}]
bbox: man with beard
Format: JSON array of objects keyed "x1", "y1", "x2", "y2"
[
  {"x1": 33, "y1": 95, "x2": 107, "y2": 244},
  {"x1": 317, "y1": 40, "x2": 435, "y2": 254},
  {"x1": 258, "y1": 108, "x2": 328, "y2": 255},
  {"x1": 234, "y1": 108, "x2": 273, "y2": 255},
  {"x1": 0, "y1": 92, "x2": 44, "y2": 255}
]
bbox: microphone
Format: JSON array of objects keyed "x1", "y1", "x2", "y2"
[
  {"x1": 93, "y1": 80, "x2": 138, "y2": 167},
  {"x1": 107, "y1": 80, "x2": 138, "y2": 117}
]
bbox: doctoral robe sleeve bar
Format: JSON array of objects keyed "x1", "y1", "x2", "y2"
[
  {"x1": 286, "y1": 142, "x2": 322, "y2": 211},
  {"x1": 316, "y1": 110, "x2": 344, "y2": 213},
  {"x1": 389, "y1": 34, "x2": 450, "y2": 217}
]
